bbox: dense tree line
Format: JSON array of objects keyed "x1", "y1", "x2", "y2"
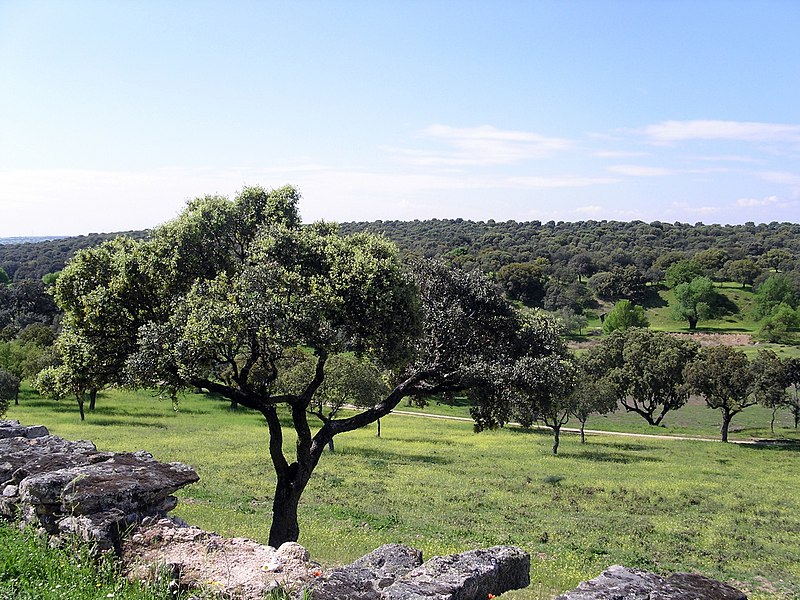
[
  {"x1": 0, "y1": 231, "x2": 146, "y2": 281},
  {"x1": 339, "y1": 218, "x2": 800, "y2": 276}
]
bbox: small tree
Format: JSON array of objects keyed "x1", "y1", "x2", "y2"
[
  {"x1": 512, "y1": 353, "x2": 578, "y2": 455},
  {"x1": 785, "y1": 357, "x2": 800, "y2": 429},
  {"x1": 664, "y1": 259, "x2": 704, "y2": 289},
  {"x1": 721, "y1": 258, "x2": 761, "y2": 288},
  {"x1": 495, "y1": 261, "x2": 548, "y2": 306},
  {"x1": 753, "y1": 275, "x2": 797, "y2": 320},
  {"x1": 288, "y1": 353, "x2": 389, "y2": 450},
  {"x1": 758, "y1": 303, "x2": 799, "y2": 342},
  {"x1": 0, "y1": 368, "x2": 20, "y2": 417},
  {"x1": 558, "y1": 306, "x2": 588, "y2": 335},
  {"x1": 672, "y1": 276, "x2": 725, "y2": 330},
  {"x1": 750, "y1": 349, "x2": 788, "y2": 433},
  {"x1": 569, "y1": 355, "x2": 618, "y2": 443},
  {"x1": 684, "y1": 346, "x2": 756, "y2": 442},
  {"x1": 603, "y1": 299, "x2": 648, "y2": 333}
]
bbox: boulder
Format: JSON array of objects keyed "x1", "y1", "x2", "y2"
[
  {"x1": 0, "y1": 425, "x2": 199, "y2": 551},
  {"x1": 309, "y1": 544, "x2": 529, "y2": 600},
  {"x1": 122, "y1": 516, "x2": 318, "y2": 598},
  {"x1": 309, "y1": 543, "x2": 423, "y2": 600},
  {"x1": 0, "y1": 420, "x2": 49, "y2": 439},
  {"x1": 555, "y1": 565, "x2": 746, "y2": 600},
  {"x1": 380, "y1": 545, "x2": 530, "y2": 600}
]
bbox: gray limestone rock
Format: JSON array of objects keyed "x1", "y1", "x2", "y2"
[
  {"x1": 309, "y1": 544, "x2": 424, "y2": 600},
  {"x1": 309, "y1": 544, "x2": 529, "y2": 600},
  {"x1": 1, "y1": 424, "x2": 198, "y2": 551},
  {"x1": 555, "y1": 565, "x2": 746, "y2": 600},
  {"x1": 381, "y1": 545, "x2": 530, "y2": 600}
]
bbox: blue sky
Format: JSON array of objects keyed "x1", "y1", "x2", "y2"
[{"x1": 1, "y1": 0, "x2": 799, "y2": 235}]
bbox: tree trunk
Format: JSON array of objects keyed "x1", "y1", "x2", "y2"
[
  {"x1": 792, "y1": 405, "x2": 799, "y2": 429},
  {"x1": 688, "y1": 316, "x2": 698, "y2": 330},
  {"x1": 77, "y1": 395, "x2": 85, "y2": 421},
  {"x1": 552, "y1": 426, "x2": 560, "y2": 455},
  {"x1": 720, "y1": 410, "x2": 732, "y2": 442},
  {"x1": 14, "y1": 390, "x2": 18, "y2": 406},
  {"x1": 230, "y1": 400, "x2": 239, "y2": 410},
  {"x1": 88, "y1": 388, "x2": 97, "y2": 411},
  {"x1": 579, "y1": 420, "x2": 586, "y2": 444},
  {"x1": 376, "y1": 418, "x2": 381, "y2": 438},
  {"x1": 770, "y1": 407, "x2": 777, "y2": 434},
  {"x1": 268, "y1": 478, "x2": 302, "y2": 546}
]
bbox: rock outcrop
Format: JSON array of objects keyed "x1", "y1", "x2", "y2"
[
  {"x1": 308, "y1": 543, "x2": 531, "y2": 600},
  {"x1": 555, "y1": 565, "x2": 747, "y2": 600},
  {"x1": 123, "y1": 516, "x2": 320, "y2": 599},
  {"x1": 0, "y1": 419, "x2": 198, "y2": 551}
]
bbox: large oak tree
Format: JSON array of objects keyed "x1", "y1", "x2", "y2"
[{"x1": 50, "y1": 185, "x2": 559, "y2": 546}]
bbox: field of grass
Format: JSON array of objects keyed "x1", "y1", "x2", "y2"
[
  {"x1": 6, "y1": 385, "x2": 800, "y2": 599},
  {"x1": 0, "y1": 521, "x2": 173, "y2": 600}
]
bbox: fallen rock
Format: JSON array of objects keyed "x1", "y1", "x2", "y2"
[
  {"x1": 555, "y1": 565, "x2": 747, "y2": 600},
  {"x1": 381, "y1": 545, "x2": 530, "y2": 600},
  {"x1": 309, "y1": 544, "x2": 529, "y2": 600},
  {"x1": 0, "y1": 420, "x2": 49, "y2": 439},
  {"x1": 309, "y1": 543, "x2": 423, "y2": 600}
]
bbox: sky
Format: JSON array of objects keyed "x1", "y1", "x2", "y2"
[{"x1": 1, "y1": 0, "x2": 799, "y2": 236}]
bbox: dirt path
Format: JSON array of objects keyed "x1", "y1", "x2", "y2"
[{"x1": 387, "y1": 409, "x2": 763, "y2": 445}]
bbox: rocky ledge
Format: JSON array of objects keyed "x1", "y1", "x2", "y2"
[{"x1": 0, "y1": 419, "x2": 198, "y2": 551}]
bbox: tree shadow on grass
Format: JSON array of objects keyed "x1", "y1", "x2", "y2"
[
  {"x1": 87, "y1": 417, "x2": 167, "y2": 429},
  {"x1": 338, "y1": 444, "x2": 452, "y2": 466},
  {"x1": 570, "y1": 448, "x2": 663, "y2": 464},
  {"x1": 641, "y1": 288, "x2": 667, "y2": 309},
  {"x1": 742, "y1": 439, "x2": 800, "y2": 452}
]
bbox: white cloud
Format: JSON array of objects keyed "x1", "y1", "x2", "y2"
[
  {"x1": 736, "y1": 196, "x2": 781, "y2": 207},
  {"x1": 668, "y1": 202, "x2": 721, "y2": 216},
  {"x1": 387, "y1": 124, "x2": 572, "y2": 166},
  {"x1": 506, "y1": 175, "x2": 618, "y2": 188},
  {"x1": 608, "y1": 164, "x2": 673, "y2": 177},
  {"x1": 755, "y1": 171, "x2": 800, "y2": 186},
  {"x1": 642, "y1": 120, "x2": 800, "y2": 144},
  {"x1": 574, "y1": 205, "x2": 604, "y2": 216},
  {"x1": 593, "y1": 150, "x2": 650, "y2": 158}
]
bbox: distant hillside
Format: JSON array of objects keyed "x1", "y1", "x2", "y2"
[
  {"x1": 0, "y1": 236, "x2": 67, "y2": 245},
  {"x1": 0, "y1": 230, "x2": 147, "y2": 281},
  {"x1": 2, "y1": 218, "x2": 799, "y2": 283},
  {"x1": 339, "y1": 219, "x2": 800, "y2": 273}
]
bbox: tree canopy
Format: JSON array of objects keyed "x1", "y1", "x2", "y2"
[
  {"x1": 684, "y1": 345, "x2": 756, "y2": 442},
  {"x1": 50, "y1": 185, "x2": 565, "y2": 546}
]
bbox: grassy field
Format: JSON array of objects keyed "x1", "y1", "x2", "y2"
[{"x1": 6, "y1": 385, "x2": 800, "y2": 599}]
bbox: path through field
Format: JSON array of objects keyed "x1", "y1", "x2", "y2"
[{"x1": 387, "y1": 408, "x2": 768, "y2": 445}]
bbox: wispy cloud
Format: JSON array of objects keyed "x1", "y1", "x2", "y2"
[
  {"x1": 642, "y1": 120, "x2": 800, "y2": 144},
  {"x1": 506, "y1": 175, "x2": 618, "y2": 188},
  {"x1": 756, "y1": 171, "x2": 800, "y2": 186},
  {"x1": 387, "y1": 124, "x2": 572, "y2": 166},
  {"x1": 736, "y1": 195, "x2": 781, "y2": 208},
  {"x1": 668, "y1": 202, "x2": 721, "y2": 216},
  {"x1": 593, "y1": 150, "x2": 650, "y2": 158},
  {"x1": 608, "y1": 164, "x2": 673, "y2": 177}
]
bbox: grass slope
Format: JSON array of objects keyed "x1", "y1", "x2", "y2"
[{"x1": 7, "y1": 386, "x2": 800, "y2": 599}]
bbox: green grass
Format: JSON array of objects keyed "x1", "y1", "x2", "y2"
[
  {"x1": 7, "y1": 386, "x2": 800, "y2": 599},
  {"x1": 0, "y1": 522, "x2": 174, "y2": 600}
]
